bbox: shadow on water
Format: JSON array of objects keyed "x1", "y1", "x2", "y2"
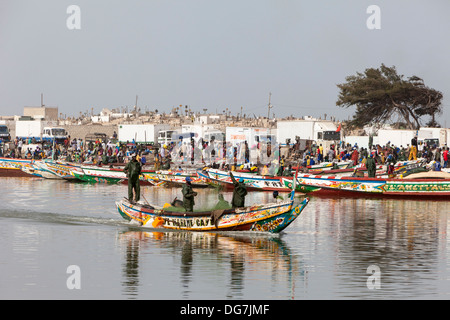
[{"x1": 116, "y1": 230, "x2": 306, "y2": 299}]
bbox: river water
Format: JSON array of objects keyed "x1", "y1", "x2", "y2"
[{"x1": 0, "y1": 177, "x2": 449, "y2": 300}]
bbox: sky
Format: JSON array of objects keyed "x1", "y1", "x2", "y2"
[{"x1": 1, "y1": 0, "x2": 450, "y2": 127}]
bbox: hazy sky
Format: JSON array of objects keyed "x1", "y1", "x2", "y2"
[{"x1": 1, "y1": 0, "x2": 449, "y2": 127}]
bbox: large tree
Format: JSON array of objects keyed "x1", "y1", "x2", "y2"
[{"x1": 336, "y1": 64, "x2": 443, "y2": 129}]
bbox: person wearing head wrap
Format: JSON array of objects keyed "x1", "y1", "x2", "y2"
[
  {"x1": 230, "y1": 172, "x2": 247, "y2": 208},
  {"x1": 386, "y1": 153, "x2": 396, "y2": 177},
  {"x1": 124, "y1": 154, "x2": 142, "y2": 202},
  {"x1": 182, "y1": 176, "x2": 197, "y2": 212},
  {"x1": 366, "y1": 153, "x2": 377, "y2": 178},
  {"x1": 214, "y1": 194, "x2": 231, "y2": 210}
]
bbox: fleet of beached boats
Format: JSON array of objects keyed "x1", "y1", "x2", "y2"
[{"x1": 1, "y1": 155, "x2": 449, "y2": 232}]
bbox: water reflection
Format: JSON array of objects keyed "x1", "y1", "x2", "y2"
[
  {"x1": 295, "y1": 197, "x2": 450, "y2": 299},
  {"x1": 1, "y1": 177, "x2": 450, "y2": 299},
  {"x1": 117, "y1": 231, "x2": 305, "y2": 299}
]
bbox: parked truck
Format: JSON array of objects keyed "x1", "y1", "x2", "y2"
[
  {"x1": 0, "y1": 124, "x2": 11, "y2": 142},
  {"x1": 15, "y1": 120, "x2": 68, "y2": 144},
  {"x1": 118, "y1": 124, "x2": 171, "y2": 144}
]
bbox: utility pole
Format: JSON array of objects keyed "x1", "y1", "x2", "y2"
[{"x1": 267, "y1": 92, "x2": 272, "y2": 119}]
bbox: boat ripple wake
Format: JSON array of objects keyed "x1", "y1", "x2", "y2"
[{"x1": 0, "y1": 208, "x2": 129, "y2": 227}]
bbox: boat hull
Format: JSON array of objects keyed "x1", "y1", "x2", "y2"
[
  {"x1": 199, "y1": 169, "x2": 291, "y2": 192},
  {"x1": 288, "y1": 173, "x2": 450, "y2": 198},
  {"x1": 0, "y1": 157, "x2": 35, "y2": 177},
  {"x1": 70, "y1": 165, "x2": 155, "y2": 185},
  {"x1": 115, "y1": 197, "x2": 309, "y2": 233},
  {"x1": 154, "y1": 170, "x2": 210, "y2": 187}
]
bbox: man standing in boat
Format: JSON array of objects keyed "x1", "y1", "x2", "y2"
[
  {"x1": 366, "y1": 153, "x2": 376, "y2": 178},
  {"x1": 230, "y1": 172, "x2": 247, "y2": 208},
  {"x1": 182, "y1": 177, "x2": 197, "y2": 212},
  {"x1": 124, "y1": 154, "x2": 142, "y2": 203}
]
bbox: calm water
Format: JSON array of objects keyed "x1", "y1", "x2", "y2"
[{"x1": 0, "y1": 177, "x2": 449, "y2": 300}]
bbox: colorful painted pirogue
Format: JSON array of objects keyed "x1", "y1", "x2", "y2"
[
  {"x1": 115, "y1": 196, "x2": 309, "y2": 233},
  {"x1": 198, "y1": 168, "x2": 291, "y2": 192},
  {"x1": 294, "y1": 160, "x2": 353, "y2": 171},
  {"x1": 0, "y1": 157, "x2": 34, "y2": 177},
  {"x1": 306, "y1": 160, "x2": 425, "y2": 177},
  {"x1": 28, "y1": 160, "x2": 77, "y2": 179},
  {"x1": 281, "y1": 172, "x2": 450, "y2": 198},
  {"x1": 116, "y1": 165, "x2": 309, "y2": 233},
  {"x1": 149, "y1": 170, "x2": 209, "y2": 187},
  {"x1": 198, "y1": 160, "x2": 427, "y2": 193},
  {"x1": 69, "y1": 165, "x2": 156, "y2": 185}
]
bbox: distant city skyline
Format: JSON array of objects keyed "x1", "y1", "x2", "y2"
[{"x1": 1, "y1": 1, "x2": 449, "y2": 127}]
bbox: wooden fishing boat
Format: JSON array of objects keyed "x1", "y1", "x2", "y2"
[
  {"x1": 0, "y1": 157, "x2": 35, "y2": 177},
  {"x1": 198, "y1": 168, "x2": 290, "y2": 192},
  {"x1": 116, "y1": 164, "x2": 308, "y2": 233},
  {"x1": 307, "y1": 160, "x2": 425, "y2": 177},
  {"x1": 27, "y1": 159, "x2": 78, "y2": 180},
  {"x1": 293, "y1": 160, "x2": 353, "y2": 171},
  {"x1": 281, "y1": 172, "x2": 450, "y2": 198},
  {"x1": 115, "y1": 196, "x2": 309, "y2": 233},
  {"x1": 69, "y1": 165, "x2": 156, "y2": 185},
  {"x1": 154, "y1": 170, "x2": 210, "y2": 187}
]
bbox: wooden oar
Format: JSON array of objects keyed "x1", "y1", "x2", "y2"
[
  {"x1": 290, "y1": 161, "x2": 300, "y2": 202},
  {"x1": 141, "y1": 193, "x2": 151, "y2": 206}
]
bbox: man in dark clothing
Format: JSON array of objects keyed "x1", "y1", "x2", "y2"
[
  {"x1": 182, "y1": 177, "x2": 197, "y2": 212},
  {"x1": 214, "y1": 194, "x2": 231, "y2": 210},
  {"x1": 124, "y1": 155, "x2": 142, "y2": 202},
  {"x1": 282, "y1": 164, "x2": 293, "y2": 176},
  {"x1": 230, "y1": 172, "x2": 247, "y2": 208},
  {"x1": 366, "y1": 154, "x2": 376, "y2": 178}
]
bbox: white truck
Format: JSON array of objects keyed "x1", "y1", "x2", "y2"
[
  {"x1": 15, "y1": 120, "x2": 68, "y2": 144},
  {"x1": 277, "y1": 119, "x2": 340, "y2": 146},
  {"x1": 418, "y1": 127, "x2": 449, "y2": 147},
  {"x1": 377, "y1": 127, "x2": 449, "y2": 148},
  {"x1": 0, "y1": 124, "x2": 11, "y2": 142},
  {"x1": 118, "y1": 124, "x2": 171, "y2": 144}
]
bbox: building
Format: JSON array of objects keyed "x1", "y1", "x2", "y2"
[{"x1": 23, "y1": 106, "x2": 59, "y2": 121}]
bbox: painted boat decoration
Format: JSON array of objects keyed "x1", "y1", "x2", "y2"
[
  {"x1": 115, "y1": 196, "x2": 309, "y2": 233},
  {"x1": 294, "y1": 160, "x2": 353, "y2": 171},
  {"x1": 198, "y1": 168, "x2": 291, "y2": 192},
  {"x1": 0, "y1": 157, "x2": 35, "y2": 177},
  {"x1": 154, "y1": 170, "x2": 210, "y2": 187},
  {"x1": 308, "y1": 160, "x2": 425, "y2": 177},
  {"x1": 28, "y1": 160, "x2": 78, "y2": 180},
  {"x1": 69, "y1": 165, "x2": 156, "y2": 185},
  {"x1": 281, "y1": 172, "x2": 450, "y2": 198}
]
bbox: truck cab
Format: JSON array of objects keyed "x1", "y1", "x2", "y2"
[
  {"x1": 0, "y1": 125, "x2": 11, "y2": 142},
  {"x1": 42, "y1": 127, "x2": 68, "y2": 144}
]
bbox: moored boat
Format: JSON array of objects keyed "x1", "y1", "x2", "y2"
[
  {"x1": 0, "y1": 157, "x2": 35, "y2": 177},
  {"x1": 281, "y1": 172, "x2": 450, "y2": 198},
  {"x1": 307, "y1": 159, "x2": 425, "y2": 177},
  {"x1": 198, "y1": 168, "x2": 290, "y2": 192},
  {"x1": 30, "y1": 159, "x2": 77, "y2": 180},
  {"x1": 154, "y1": 170, "x2": 210, "y2": 187},
  {"x1": 293, "y1": 160, "x2": 353, "y2": 171},
  {"x1": 69, "y1": 164, "x2": 156, "y2": 185}
]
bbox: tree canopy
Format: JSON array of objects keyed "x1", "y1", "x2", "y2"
[{"x1": 336, "y1": 64, "x2": 443, "y2": 129}]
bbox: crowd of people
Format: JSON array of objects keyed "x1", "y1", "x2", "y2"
[
  {"x1": 1, "y1": 134, "x2": 448, "y2": 174},
  {"x1": 0, "y1": 135, "x2": 158, "y2": 166},
  {"x1": 300, "y1": 137, "x2": 449, "y2": 170}
]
